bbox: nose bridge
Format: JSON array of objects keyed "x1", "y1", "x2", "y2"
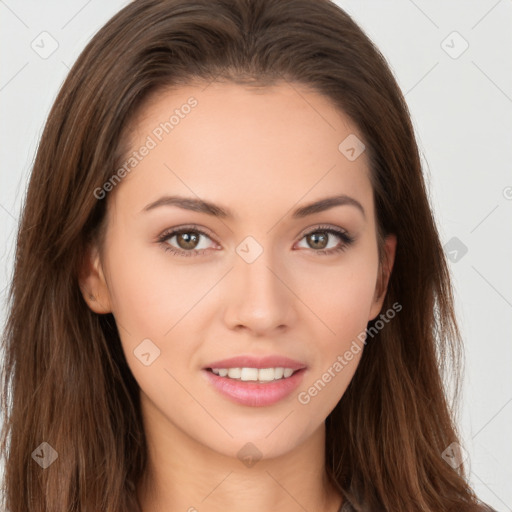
[{"x1": 224, "y1": 236, "x2": 295, "y2": 333}]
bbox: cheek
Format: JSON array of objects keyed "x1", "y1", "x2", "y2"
[
  {"x1": 295, "y1": 262, "x2": 377, "y2": 415},
  {"x1": 298, "y1": 253, "x2": 379, "y2": 337},
  {"x1": 104, "y1": 233, "x2": 207, "y2": 337},
  {"x1": 327, "y1": 273, "x2": 377, "y2": 335},
  {"x1": 102, "y1": 238, "x2": 205, "y2": 398},
  {"x1": 297, "y1": 248, "x2": 378, "y2": 396},
  {"x1": 102, "y1": 233, "x2": 225, "y2": 382}
]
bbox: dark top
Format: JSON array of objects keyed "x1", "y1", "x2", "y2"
[
  {"x1": 336, "y1": 498, "x2": 497, "y2": 512},
  {"x1": 338, "y1": 499, "x2": 354, "y2": 511}
]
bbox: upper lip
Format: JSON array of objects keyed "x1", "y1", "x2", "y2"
[{"x1": 205, "y1": 355, "x2": 307, "y2": 371}]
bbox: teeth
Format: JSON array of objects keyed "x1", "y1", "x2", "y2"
[
  {"x1": 227, "y1": 368, "x2": 241, "y2": 379},
  {"x1": 240, "y1": 367, "x2": 258, "y2": 381},
  {"x1": 210, "y1": 367, "x2": 297, "y2": 382}
]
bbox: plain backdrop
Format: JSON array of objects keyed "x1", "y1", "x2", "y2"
[{"x1": 0, "y1": 1, "x2": 511, "y2": 510}]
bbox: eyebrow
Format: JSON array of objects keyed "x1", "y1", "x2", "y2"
[{"x1": 141, "y1": 194, "x2": 366, "y2": 220}]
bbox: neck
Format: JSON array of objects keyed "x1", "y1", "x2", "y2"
[{"x1": 136, "y1": 396, "x2": 343, "y2": 512}]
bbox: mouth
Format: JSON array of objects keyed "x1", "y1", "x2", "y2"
[{"x1": 202, "y1": 365, "x2": 307, "y2": 407}]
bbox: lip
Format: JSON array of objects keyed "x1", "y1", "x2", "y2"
[
  {"x1": 204, "y1": 355, "x2": 307, "y2": 371},
  {"x1": 203, "y1": 367, "x2": 306, "y2": 407}
]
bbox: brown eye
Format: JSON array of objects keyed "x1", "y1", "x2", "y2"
[
  {"x1": 157, "y1": 226, "x2": 218, "y2": 256},
  {"x1": 296, "y1": 225, "x2": 355, "y2": 255},
  {"x1": 306, "y1": 231, "x2": 329, "y2": 250},
  {"x1": 176, "y1": 231, "x2": 201, "y2": 250}
]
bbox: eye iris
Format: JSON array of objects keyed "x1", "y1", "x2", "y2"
[
  {"x1": 177, "y1": 232, "x2": 199, "y2": 250},
  {"x1": 308, "y1": 232, "x2": 328, "y2": 249}
]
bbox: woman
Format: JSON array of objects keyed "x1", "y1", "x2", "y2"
[{"x1": 0, "y1": 0, "x2": 496, "y2": 510}]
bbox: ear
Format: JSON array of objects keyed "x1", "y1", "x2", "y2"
[
  {"x1": 78, "y1": 242, "x2": 112, "y2": 314},
  {"x1": 368, "y1": 233, "x2": 397, "y2": 321}
]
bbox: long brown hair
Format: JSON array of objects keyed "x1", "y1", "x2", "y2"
[{"x1": 0, "y1": 0, "x2": 493, "y2": 510}]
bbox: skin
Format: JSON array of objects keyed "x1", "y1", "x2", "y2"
[{"x1": 80, "y1": 81, "x2": 396, "y2": 512}]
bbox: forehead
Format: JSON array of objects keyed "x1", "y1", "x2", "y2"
[{"x1": 111, "y1": 81, "x2": 373, "y2": 221}]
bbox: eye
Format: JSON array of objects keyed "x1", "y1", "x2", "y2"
[
  {"x1": 296, "y1": 225, "x2": 354, "y2": 255},
  {"x1": 157, "y1": 225, "x2": 218, "y2": 257},
  {"x1": 156, "y1": 223, "x2": 354, "y2": 257}
]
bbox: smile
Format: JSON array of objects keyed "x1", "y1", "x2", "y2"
[{"x1": 203, "y1": 367, "x2": 306, "y2": 407}]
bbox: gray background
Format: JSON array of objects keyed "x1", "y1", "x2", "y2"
[{"x1": 0, "y1": 1, "x2": 511, "y2": 510}]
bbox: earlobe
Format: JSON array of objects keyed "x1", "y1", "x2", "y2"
[
  {"x1": 369, "y1": 233, "x2": 397, "y2": 321},
  {"x1": 78, "y1": 243, "x2": 112, "y2": 314}
]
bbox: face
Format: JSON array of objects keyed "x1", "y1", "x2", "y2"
[{"x1": 81, "y1": 81, "x2": 396, "y2": 460}]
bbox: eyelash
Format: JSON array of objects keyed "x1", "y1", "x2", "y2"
[{"x1": 156, "y1": 223, "x2": 355, "y2": 257}]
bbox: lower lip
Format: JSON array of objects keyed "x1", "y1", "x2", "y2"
[{"x1": 203, "y1": 368, "x2": 306, "y2": 407}]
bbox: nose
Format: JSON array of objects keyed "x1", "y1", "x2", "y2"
[{"x1": 222, "y1": 246, "x2": 297, "y2": 336}]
